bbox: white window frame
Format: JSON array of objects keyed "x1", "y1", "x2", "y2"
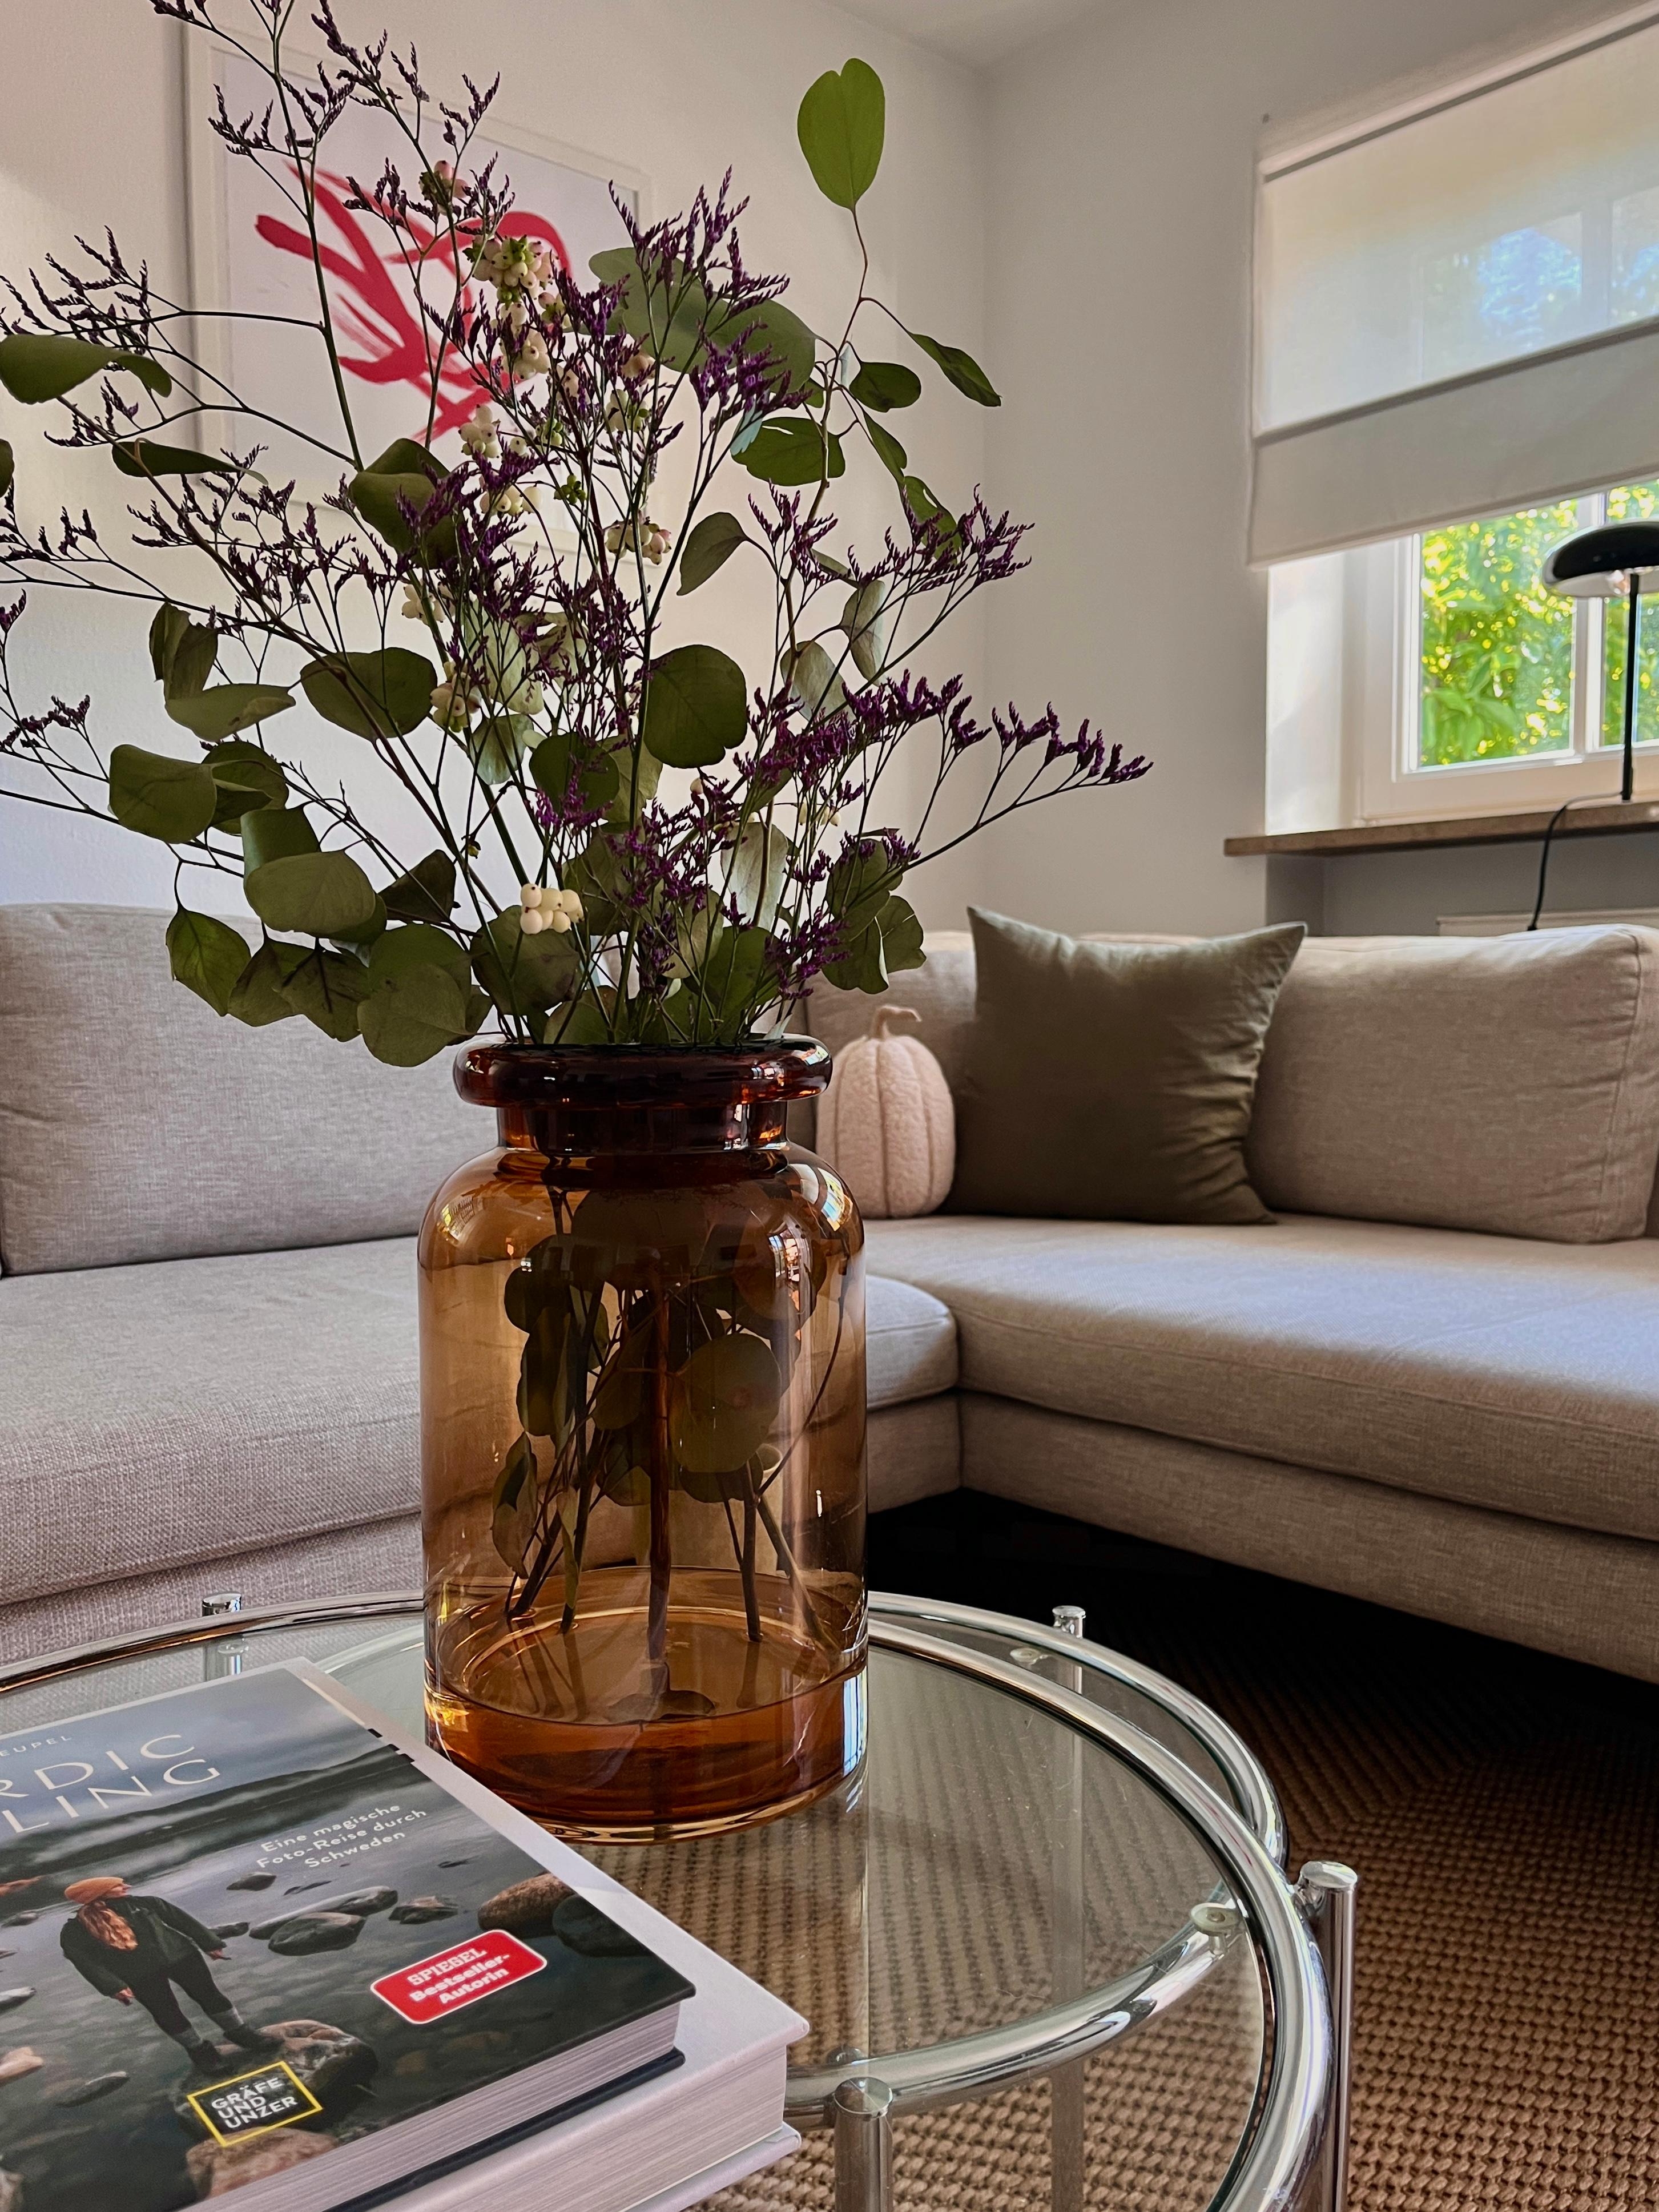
[{"x1": 1349, "y1": 494, "x2": 1659, "y2": 823}]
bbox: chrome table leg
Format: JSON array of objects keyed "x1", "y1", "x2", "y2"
[
  {"x1": 1049, "y1": 1605, "x2": 1087, "y2": 2212},
  {"x1": 833, "y1": 2077, "x2": 894, "y2": 2212},
  {"x1": 1295, "y1": 1860, "x2": 1358, "y2": 2212}
]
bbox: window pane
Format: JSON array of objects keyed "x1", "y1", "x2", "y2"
[
  {"x1": 1612, "y1": 187, "x2": 1659, "y2": 323},
  {"x1": 1599, "y1": 479, "x2": 1659, "y2": 749},
  {"x1": 1419, "y1": 501, "x2": 1579, "y2": 764},
  {"x1": 1422, "y1": 215, "x2": 1582, "y2": 383}
]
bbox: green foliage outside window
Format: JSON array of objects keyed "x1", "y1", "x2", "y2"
[
  {"x1": 1418, "y1": 478, "x2": 1659, "y2": 768},
  {"x1": 1418, "y1": 500, "x2": 1577, "y2": 765}
]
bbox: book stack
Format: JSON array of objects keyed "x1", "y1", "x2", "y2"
[{"x1": 0, "y1": 1662, "x2": 804, "y2": 2211}]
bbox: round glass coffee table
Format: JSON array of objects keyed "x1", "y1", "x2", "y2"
[{"x1": 0, "y1": 1594, "x2": 1354, "y2": 2212}]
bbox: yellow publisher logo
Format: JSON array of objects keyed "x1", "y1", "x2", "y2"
[{"x1": 187, "y1": 2059, "x2": 324, "y2": 2147}]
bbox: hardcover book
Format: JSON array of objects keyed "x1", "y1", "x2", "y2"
[{"x1": 0, "y1": 1661, "x2": 779, "y2": 2210}]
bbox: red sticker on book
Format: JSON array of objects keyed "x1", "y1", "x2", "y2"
[{"x1": 372, "y1": 1929, "x2": 547, "y2": 2022}]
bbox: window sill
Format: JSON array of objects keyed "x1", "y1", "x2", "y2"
[{"x1": 1224, "y1": 799, "x2": 1659, "y2": 857}]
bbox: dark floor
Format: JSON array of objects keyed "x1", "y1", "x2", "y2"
[{"x1": 868, "y1": 1489, "x2": 1659, "y2": 2211}]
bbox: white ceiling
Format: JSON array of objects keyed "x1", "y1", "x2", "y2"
[{"x1": 830, "y1": 0, "x2": 1101, "y2": 68}]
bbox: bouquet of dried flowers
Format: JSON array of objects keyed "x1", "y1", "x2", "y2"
[{"x1": 0, "y1": 1, "x2": 1146, "y2": 1061}]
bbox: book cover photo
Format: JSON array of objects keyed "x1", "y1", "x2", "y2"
[{"x1": 0, "y1": 1663, "x2": 691, "y2": 2209}]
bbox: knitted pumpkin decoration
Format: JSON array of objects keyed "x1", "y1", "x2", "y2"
[{"x1": 816, "y1": 1006, "x2": 955, "y2": 1218}]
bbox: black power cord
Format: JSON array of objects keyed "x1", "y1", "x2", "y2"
[{"x1": 1528, "y1": 791, "x2": 1629, "y2": 929}]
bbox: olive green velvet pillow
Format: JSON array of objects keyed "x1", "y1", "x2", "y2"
[{"x1": 948, "y1": 910, "x2": 1306, "y2": 1223}]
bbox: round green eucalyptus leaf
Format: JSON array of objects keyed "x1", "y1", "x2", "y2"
[
  {"x1": 301, "y1": 648, "x2": 437, "y2": 740},
  {"x1": 359, "y1": 963, "x2": 475, "y2": 1065},
  {"x1": 227, "y1": 940, "x2": 302, "y2": 1028},
  {"x1": 204, "y1": 740, "x2": 287, "y2": 813},
  {"x1": 0, "y1": 441, "x2": 13, "y2": 498},
  {"x1": 671, "y1": 1333, "x2": 782, "y2": 1475},
  {"x1": 108, "y1": 744, "x2": 217, "y2": 842},
  {"x1": 530, "y1": 731, "x2": 621, "y2": 812},
  {"x1": 797, "y1": 58, "x2": 885, "y2": 209},
  {"x1": 737, "y1": 417, "x2": 844, "y2": 488},
  {"x1": 166, "y1": 908, "x2": 251, "y2": 1017},
  {"x1": 849, "y1": 360, "x2": 921, "y2": 412},
  {"x1": 382, "y1": 851, "x2": 457, "y2": 924},
  {"x1": 0, "y1": 332, "x2": 170, "y2": 404},
  {"x1": 275, "y1": 945, "x2": 369, "y2": 1040},
  {"x1": 642, "y1": 643, "x2": 748, "y2": 768},
  {"x1": 677, "y1": 511, "x2": 747, "y2": 597},
  {"x1": 348, "y1": 468, "x2": 454, "y2": 559},
  {"x1": 166, "y1": 683, "x2": 293, "y2": 741},
  {"x1": 245, "y1": 849, "x2": 378, "y2": 938},
  {"x1": 471, "y1": 906, "x2": 582, "y2": 1016},
  {"x1": 367, "y1": 922, "x2": 470, "y2": 991},
  {"x1": 112, "y1": 439, "x2": 233, "y2": 478},
  {"x1": 730, "y1": 300, "x2": 817, "y2": 397},
  {"x1": 465, "y1": 714, "x2": 534, "y2": 788},
  {"x1": 782, "y1": 640, "x2": 845, "y2": 722},
  {"x1": 155, "y1": 616, "x2": 216, "y2": 702},
  {"x1": 241, "y1": 806, "x2": 319, "y2": 871}
]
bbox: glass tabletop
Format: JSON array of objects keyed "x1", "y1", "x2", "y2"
[{"x1": 0, "y1": 1599, "x2": 1285, "y2": 2210}]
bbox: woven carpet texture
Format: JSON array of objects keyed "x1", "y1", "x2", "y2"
[{"x1": 673, "y1": 1492, "x2": 1659, "y2": 2210}]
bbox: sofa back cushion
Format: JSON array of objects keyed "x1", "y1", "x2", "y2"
[
  {"x1": 0, "y1": 905, "x2": 484, "y2": 1274},
  {"x1": 1245, "y1": 928, "x2": 1659, "y2": 1243},
  {"x1": 804, "y1": 922, "x2": 1659, "y2": 1244}
]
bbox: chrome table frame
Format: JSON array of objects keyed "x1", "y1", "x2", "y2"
[{"x1": 0, "y1": 1593, "x2": 1355, "y2": 2212}]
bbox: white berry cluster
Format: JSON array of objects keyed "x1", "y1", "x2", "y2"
[{"x1": 519, "y1": 883, "x2": 583, "y2": 936}]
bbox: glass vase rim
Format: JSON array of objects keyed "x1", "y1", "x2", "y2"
[{"x1": 453, "y1": 1032, "x2": 831, "y2": 1110}]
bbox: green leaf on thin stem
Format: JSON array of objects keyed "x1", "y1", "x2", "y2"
[
  {"x1": 227, "y1": 940, "x2": 303, "y2": 1027},
  {"x1": 166, "y1": 908, "x2": 250, "y2": 1016},
  {"x1": 678, "y1": 511, "x2": 748, "y2": 595},
  {"x1": 797, "y1": 59, "x2": 885, "y2": 209},
  {"x1": 642, "y1": 643, "x2": 748, "y2": 768},
  {"x1": 112, "y1": 439, "x2": 233, "y2": 478},
  {"x1": 245, "y1": 849, "x2": 378, "y2": 939},
  {"x1": 359, "y1": 964, "x2": 478, "y2": 1065},
  {"x1": 383, "y1": 851, "x2": 457, "y2": 924},
  {"x1": 107, "y1": 744, "x2": 217, "y2": 843},
  {"x1": 0, "y1": 333, "x2": 171, "y2": 402},
  {"x1": 737, "y1": 417, "x2": 844, "y2": 487},
  {"x1": 302, "y1": 648, "x2": 437, "y2": 740},
  {"x1": 908, "y1": 330, "x2": 1000, "y2": 406},
  {"x1": 849, "y1": 360, "x2": 920, "y2": 411},
  {"x1": 166, "y1": 684, "x2": 293, "y2": 741}
]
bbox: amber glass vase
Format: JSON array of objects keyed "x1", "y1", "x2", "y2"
[{"x1": 419, "y1": 1039, "x2": 867, "y2": 1842}]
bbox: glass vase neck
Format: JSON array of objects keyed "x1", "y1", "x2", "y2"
[{"x1": 453, "y1": 1038, "x2": 831, "y2": 1159}]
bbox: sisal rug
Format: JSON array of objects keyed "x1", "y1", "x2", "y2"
[{"x1": 619, "y1": 1492, "x2": 1659, "y2": 2210}]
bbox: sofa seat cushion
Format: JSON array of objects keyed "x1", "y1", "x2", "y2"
[
  {"x1": 3, "y1": 1238, "x2": 425, "y2": 1606},
  {"x1": 863, "y1": 1214, "x2": 1659, "y2": 1544},
  {"x1": 1, "y1": 1243, "x2": 951, "y2": 1607},
  {"x1": 867, "y1": 1275, "x2": 957, "y2": 1406}
]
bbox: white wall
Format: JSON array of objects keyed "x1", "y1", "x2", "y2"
[
  {"x1": 0, "y1": 0, "x2": 989, "y2": 926},
  {"x1": 969, "y1": 0, "x2": 1637, "y2": 938}
]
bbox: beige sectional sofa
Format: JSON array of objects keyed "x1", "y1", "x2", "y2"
[{"x1": 5, "y1": 903, "x2": 1659, "y2": 1683}]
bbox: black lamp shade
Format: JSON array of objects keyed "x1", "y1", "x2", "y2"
[{"x1": 1541, "y1": 519, "x2": 1659, "y2": 597}]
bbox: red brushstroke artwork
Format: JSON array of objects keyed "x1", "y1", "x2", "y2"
[{"x1": 254, "y1": 170, "x2": 573, "y2": 437}]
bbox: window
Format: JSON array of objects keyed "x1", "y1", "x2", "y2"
[
  {"x1": 1251, "y1": 13, "x2": 1659, "y2": 570},
  {"x1": 1412, "y1": 479, "x2": 1659, "y2": 777},
  {"x1": 1264, "y1": 481, "x2": 1659, "y2": 833}
]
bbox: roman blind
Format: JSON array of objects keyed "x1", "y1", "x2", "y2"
[{"x1": 1251, "y1": 9, "x2": 1659, "y2": 564}]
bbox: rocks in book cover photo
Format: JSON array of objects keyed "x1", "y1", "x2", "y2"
[{"x1": 0, "y1": 1669, "x2": 668, "y2": 2209}]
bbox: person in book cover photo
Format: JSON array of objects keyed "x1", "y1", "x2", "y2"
[{"x1": 57, "y1": 1876, "x2": 283, "y2": 2074}]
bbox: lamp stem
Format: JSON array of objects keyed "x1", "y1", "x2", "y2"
[{"x1": 1622, "y1": 576, "x2": 1641, "y2": 804}]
